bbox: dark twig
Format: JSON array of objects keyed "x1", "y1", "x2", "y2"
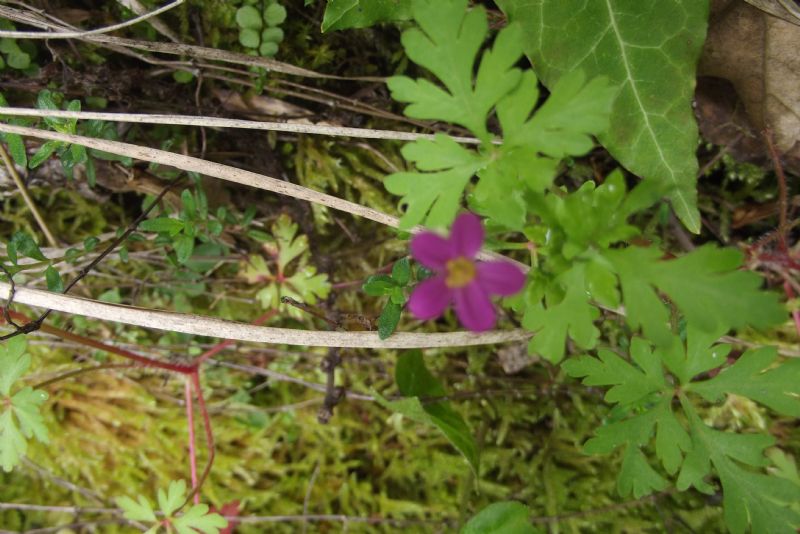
[
  {"x1": 281, "y1": 296, "x2": 341, "y2": 329},
  {"x1": 0, "y1": 177, "x2": 183, "y2": 341},
  {"x1": 317, "y1": 348, "x2": 344, "y2": 424}
]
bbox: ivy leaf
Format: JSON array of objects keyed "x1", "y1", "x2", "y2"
[
  {"x1": 387, "y1": 0, "x2": 523, "y2": 141},
  {"x1": 605, "y1": 245, "x2": 785, "y2": 347},
  {"x1": 377, "y1": 351, "x2": 479, "y2": 473},
  {"x1": 321, "y1": 0, "x2": 412, "y2": 32},
  {"x1": 462, "y1": 501, "x2": 540, "y2": 534},
  {"x1": 1, "y1": 337, "x2": 49, "y2": 472},
  {"x1": 499, "y1": 0, "x2": 709, "y2": 232},
  {"x1": 690, "y1": 347, "x2": 800, "y2": 417},
  {"x1": 522, "y1": 264, "x2": 600, "y2": 363},
  {"x1": 385, "y1": 134, "x2": 487, "y2": 229},
  {"x1": 678, "y1": 401, "x2": 800, "y2": 534}
]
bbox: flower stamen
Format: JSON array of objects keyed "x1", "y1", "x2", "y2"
[{"x1": 445, "y1": 257, "x2": 476, "y2": 288}]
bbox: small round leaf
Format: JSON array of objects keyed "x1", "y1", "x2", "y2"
[
  {"x1": 238, "y1": 28, "x2": 260, "y2": 48},
  {"x1": 7, "y1": 50, "x2": 30, "y2": 70},
  {"x1": 259, "y1": 41, "x2": 279, "y2": 57},
  {"x1": 261, "y1": 27, "x2": 284, "y2": 43},
  {"x1": 264, "y1": 3, "x2": 287, "y2": 26},
  {"x1": 236, "y1": 5, "x2": 263, "y2": 29}
]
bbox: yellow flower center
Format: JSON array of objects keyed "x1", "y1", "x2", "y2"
[{"x1": 445, "y1": 257, "x2": 476, "y2": 288}]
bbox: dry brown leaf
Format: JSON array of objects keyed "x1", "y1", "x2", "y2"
[
  {"x1": 698, "y1": 0, "x2": 800, "y2": 172},
  {"x1": 212, "y1": 89, "x2": 310, "y2": 119}
]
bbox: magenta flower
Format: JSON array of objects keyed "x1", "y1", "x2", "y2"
[{"x1": 408, "y1": 213, "x2": 526, "y2": 332}]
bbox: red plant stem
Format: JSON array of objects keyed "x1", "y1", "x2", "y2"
[
  {"x1": 190, "y1": 310, "x2": 276, "y2": 366},
  {"x1": 763, "y1": 128, "x2": 789, "y2": 253},
  {"x1": 783, "y1": 280, "x2": 800, "y2": 339},
  {"x1": 185, "y1": 377, "x2": 199, "y2": 505},
  {"x1": 3, "y1": 306, "x2": 275, "y2": 506},
  {"x1": 181, "y1": 371, "x2": 216, "y2": 508},
  {"x1": 1, "y1": 308, "x2": 196, "y2": 374}
]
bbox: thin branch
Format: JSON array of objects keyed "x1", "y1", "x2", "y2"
[
  {"x1": 0, "y1": 143, "x2": 58, "y2": 246},
  {"x1": 0, "y1": 503, "x2": 117, "y2": 513},
  {"x1": 0, "y1": 123, "x2": 515, "y2": 266},
  {"x1": 0, "y1": 177, "x2": 182, "y2": 340},
  {"x1": 0, "y1": 4, "x2": 381, "y2": 82},
  {"x1": 21, "y1": 457, "x2": 105, "y2": 504},
  {"x1": 0, "y1": 0, "x2": 184, "y2": 39},
  {"x1": 0, "y1": 283, "x2": 531, "y2": 348},
  {"x1": 530, "y1": 490, "x2": 672, "y2": 524},
  {"x1": 23, "y1": 519, "x2": 135, "y2": 534},
  {"x1": 210, "y1": 359, "x2": 375, "y2": 401},
  {"x1": 0, "y1": 108, "x2": 482, "y2": 144},
  {"x1": 31, "y1": 362, "x2": 135, "y2": 389}
]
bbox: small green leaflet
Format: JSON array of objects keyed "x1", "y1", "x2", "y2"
[
  {"x1": 522, "y1": 264, "x2": 600, "y2": 363},
  {"x1": 0, "y1": 93, "x2": 28, "y2": 167},
  {"x1": 139, "y1": 217, "x2": 185, "y2": 236},
  {"x1": 7, "y1": 230, "x2": 46, "y2": 263},
  {"x1": 689, "y1": 346, "x2": 800, "y2": 417},
  {"x1": 240, "y1": 215, "x2": 330, "y2": 318},
  {"x1": 0, "y1": 336, "x2": 49, "y2": 472},
  {"x1": 678, "y1": 400, "x2": 800, "y2": 534},
  {"x1": 117, "y1": 479, "x2": 228, "y2": 534},
  {"x1": 605, "y1": 245, "x2": 785, "y2": 347},
  {"x1": 363, "y1": 257, "x2": 411, "y2": 339},
  {"x1": 44, "y1": 265, "x2": 64, "y2": 293},
  {"x1": 388, "y1": 0, "x2": 522, "y2": 141},
  {"x1": 321, "y1": 0, "x2": 412, "y2": 32},
  {"x1": 385, "y1": 134, "x2": 487, "y2": 230},
  {"x1": 386, "y1": 0, "x2": 615, "y2": 229},
  {"x1": 376, "y1": 350, "x2": 479, "y2": 473},
  {"x1": 563, "y1": 331, "x2": 800, "y2": 532},
  {"x1": 462, "y1": 501, "x2": 541, "y2": 534}
]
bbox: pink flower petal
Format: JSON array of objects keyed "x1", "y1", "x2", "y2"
[
  {"x1": 410, "y1": 232, "x2": 454, "y2": 270},
  {"x1": 450, "y1": 213, "x2": 484, "y2": 259},
  {"x1": 477, "y1": 261, "x2": 526, "y2": 296},
  {"x1": 408, "y1": 276, "x2": 452, "y2": 320},
  {"x1": 453, "y1": 282, "x2": 496, "y2": 332}
]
